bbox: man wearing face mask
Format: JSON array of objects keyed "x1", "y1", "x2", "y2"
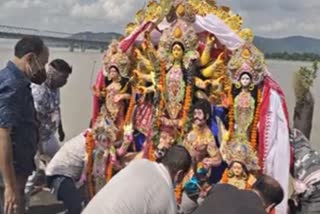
[
  {"x1": 24, "y1": 59, "x2": 72, "y2": 206},
  {"x1": 83, "y1": 145, "x2": 192, "y2": 214},
  {"x1": 0, "y1": 36, "x2": 49, "y2": 214},
  {"x1": 31, "y1": 59, "x2": 72, "y2": 158}
]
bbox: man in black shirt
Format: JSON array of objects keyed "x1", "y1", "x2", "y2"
[{"x1": 193, "y1": 175, "x2": 284, "y2": 214}]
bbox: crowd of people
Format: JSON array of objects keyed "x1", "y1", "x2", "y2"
[{"x1": 0, "y1": 36, "x2": 283, "y2": 214}]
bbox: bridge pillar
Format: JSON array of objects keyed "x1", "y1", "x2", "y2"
[
  {"x1": 80, "y1": 43, "x2": 86, "y2": 52},
  {"x1": 69, "y1": 42, "x2": 74, "y2": 52},
  {"x1": 100, "y1": 46, "x2": 104, "y2": 53}
]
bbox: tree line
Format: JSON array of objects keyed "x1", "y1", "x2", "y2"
[{"x1": 265, "y1": 52, "x2": 320, "y2": 62}]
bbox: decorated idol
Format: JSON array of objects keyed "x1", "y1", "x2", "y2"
[{"x1": 88, "y1": 1, "x2": 291, "y2": 213}]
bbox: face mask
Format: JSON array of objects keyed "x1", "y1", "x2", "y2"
[
  {"x1": 30, "y1": 67, "x2": 46, "y2": 85},
  {"x1": 46, "y1": 68, "x2": 68, "y2": 88},
  {"x1": 27, "y1": 56, "x2": 47, "y2": 85}
]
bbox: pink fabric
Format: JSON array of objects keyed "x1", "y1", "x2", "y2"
[
  {"x1": 119, "y1": 21, "x2": 154, "y2": 52},
  {"x1": 92, "y1": 69, "x2": 105, "y2": 125}
]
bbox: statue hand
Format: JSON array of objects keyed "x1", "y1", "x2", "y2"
[
  {"x1": 114, "y1": 94, "x2": 123, "y2": 103},
  {"x1": 203, "y1": 158, "x2": 213, "y2": 169},
  {"x1": 134, "y1": 48, "x2": 143, "y2": 60},
  {"x1": 206, "y1": 34, "x2": 215, "y2": 45},
  {"x1": 133, "y1": 69, "x2": 141, "y2": 78},
  {"x1": 137, "y1": 86, "x2": 147, "y2": 94},
  {"x1": 204, "y1": 79, "x2": 211, "y2": 86},
  {"x1": 248, "y1": 174, "x2": 257, "y2": 186},
  {"x1": 144, "y1": 31, "x2": 151, "y2": 41}
]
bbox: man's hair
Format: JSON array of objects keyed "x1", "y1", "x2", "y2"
[
  {"x1": 160, "y1": 145, "x2": 192, "y2": 175},
  {"x1": 252, "y1": 175, "x2": 284, "y2": 207},
  {"x1": 14, "y1": 36, "x2": 45, "y2": 58},
  {"x1": 50, "y1": 59, "x2": 72, "y2": 74}
]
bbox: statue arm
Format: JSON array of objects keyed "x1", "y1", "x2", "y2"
[
  {"x1": 195, "y1": 77, "x2": 208, "y2": 89},
  {"x1": 201, "y1": 52, "x2": 225, "y2": 78},
  {"x1": 206, "y1": 141, "x2": 222, "y2": 167},
  {"x1": 200, "y1": 35, "x2": 215, "y2": 67}
]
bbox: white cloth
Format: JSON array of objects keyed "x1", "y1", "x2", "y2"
[
  {"x1": 132, "y1": 14, "x2": 244, "y2": 51},
  {"x1": 263, "y1": 89, "x2": 290, "y2": 214},
  {"x1": 194, "y1": 14, "x2": 244, "y2": 50},
  {"x1": 82, "y1": 159, "x2": 177, "y2": 214},
  {"x1": 45, "y1": 132, "x2": 86, "y2": 181}
]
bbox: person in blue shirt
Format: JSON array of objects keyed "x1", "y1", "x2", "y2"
[{"x1": 0, "y1": 36, "x2": 49, "y2": 214}]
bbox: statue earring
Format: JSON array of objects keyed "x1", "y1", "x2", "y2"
[
  {"x1": 249, "y1": 83, "x2": 254, "y2": 91},
  {"x1": 235, "y1": 82, "x2": 241, "y2": 89}
]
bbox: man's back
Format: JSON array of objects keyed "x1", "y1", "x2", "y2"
[
  {"x1": 192, "y1": 184, "x2": 267, "y2": 214},
  {"x1": 45, "y1": 132, "x2": 86, "y2": 181},
  {"x1": 83, "y1": 159, "x2": 177, "y2": 214}
]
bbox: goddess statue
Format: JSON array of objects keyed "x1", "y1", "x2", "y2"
[
  {"x1": 156, "y1": 19, "x2": 199, "y2": 138},
  {"x1": 226, "y1": 42, "x2": 265, "y2": 153},
  {"x1": 102, "y1": 51, "x2": 131, "y2": 130},
  {"x1": 83, "y1": 114, "x2": 134, "y2": 198},
  {"x1": 220, "y1": 141, "x2": 258, "y2": 190}
]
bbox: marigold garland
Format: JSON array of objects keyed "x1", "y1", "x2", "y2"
[
  {"x1": 250, "y1": 87, "x2": 262, "y2": 151},
  {"x1": 221, "y1": 169, "x2": 229, "y2": 184},
  {"x1": 85, "y1": 131, "x2": 95, "y2": 198},
  {"x1": 175, "y1": 183, "x2": 183, "y2": 204},
  {"x1": 180, "y1": 84, "x2": 193, "y2": 135},
  {"x1": 148, "y1": 142, "x2": 156, "y2": 161},
  {"x1": 123, "y1": 93, "x2": 135, "y2": 127},
  {"x1": 105, "y1": 158, "x2": 113, "y2": 182},
  {"x1": 156, "y1": 60, "x2": 166, "y2": 127},
  {"x1": 227, "y1": 88, "x2": 235, "y2": 139}
]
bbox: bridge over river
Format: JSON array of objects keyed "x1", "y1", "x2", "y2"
[{"x1": 0, "y1": 25, "x2": 109, "y2": 52}]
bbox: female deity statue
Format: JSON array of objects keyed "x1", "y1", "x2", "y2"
[
  {"x1": 92, "y1": 40, "x2": 120, "y2": 125},
  {"x1": 102, "y1": 51, "x2": 131, "y2": 130},
  {"x1": 83, "y1": 114, "x2": 134, "y2": 198},
  {"x1": 220, "y1": 160, "x2": 256, "y2": 190},
  {"x1": 220, "y1": 139, "x2": 258, "y2": 190},
  {"x1": 223, "y1": 41, "x2": 291, "y2": 214},
  {"x1": 226, "y1": 43, "x2": 265, "y2": 153},
  {"x1": 156, "y1": 19, "x2": 199, "y2": 138}
]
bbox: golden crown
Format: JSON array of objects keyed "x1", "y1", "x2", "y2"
[{"x1": 221, "y1": 141, "x2": 260, "y2": 171}]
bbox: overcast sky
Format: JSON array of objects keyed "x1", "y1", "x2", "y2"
[{"x1": 0, "y1": 0, "x2": 318, "y2": 38}]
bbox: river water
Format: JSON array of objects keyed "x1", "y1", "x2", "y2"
[{"x1": 0, "y1": 45, "x2": 319, "y2": 149}]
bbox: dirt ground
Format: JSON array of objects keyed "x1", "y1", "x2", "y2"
[{"x1": 28, "y1": 191, "x2": 65, "y2": 214}]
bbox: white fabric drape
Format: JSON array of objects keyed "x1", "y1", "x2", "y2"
[
  {"x1": 263, "y1": 89, "x2": 290, "y2": 214},
  {"x1": 194, "y1": 14, "x2": 244, "y2": 50},
  {"x1": 133, "y1": 14, "x2": 244, "y2": 51}
]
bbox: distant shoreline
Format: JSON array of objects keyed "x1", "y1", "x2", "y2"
[{"x1": 265, "y1": 52, "x2": 320, "y2": 62}]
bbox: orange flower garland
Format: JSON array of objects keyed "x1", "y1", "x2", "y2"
[
  {"x1": 123, "y1": 93, "x2": 135, "y2": 127},
  {"x1": 250, "y1": 87, "x2": 262, "y2": 151},
  {"x1": 227, "y1": 88, "x2": 235, "y2": 139},
  {"x1": 148, "y1": 142, "x2": 156, "y2": 161},
  {"x1": 175, "y1": 183, "x2": 183, "y2": 204},
  {"x1": 156, "y1": 60, "x2": 166, "y2": 127},
  {"x1": 105, "y1": 159, "x2": 113, "y2": 182},
  {"x1": 180, "y1": 84, "x2": 193, "y2": 135},
  {"x1": 85, "y1": 131, "x2": 95, "y2": 198},
  {"x1": 221, "y1": 169, "x2": 229, "y2": 184}
]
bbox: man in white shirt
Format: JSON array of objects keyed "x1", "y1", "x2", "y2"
[
  {"x1": 83, "y1": 145, "x2": 192, "y2": 214},
  {"x1": 45, "y1": 132, "x2": 87, "y2": 214}
]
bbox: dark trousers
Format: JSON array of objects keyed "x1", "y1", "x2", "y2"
[{"x1": 49, "y1": 176, "x2": 83, "y2": 214}]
